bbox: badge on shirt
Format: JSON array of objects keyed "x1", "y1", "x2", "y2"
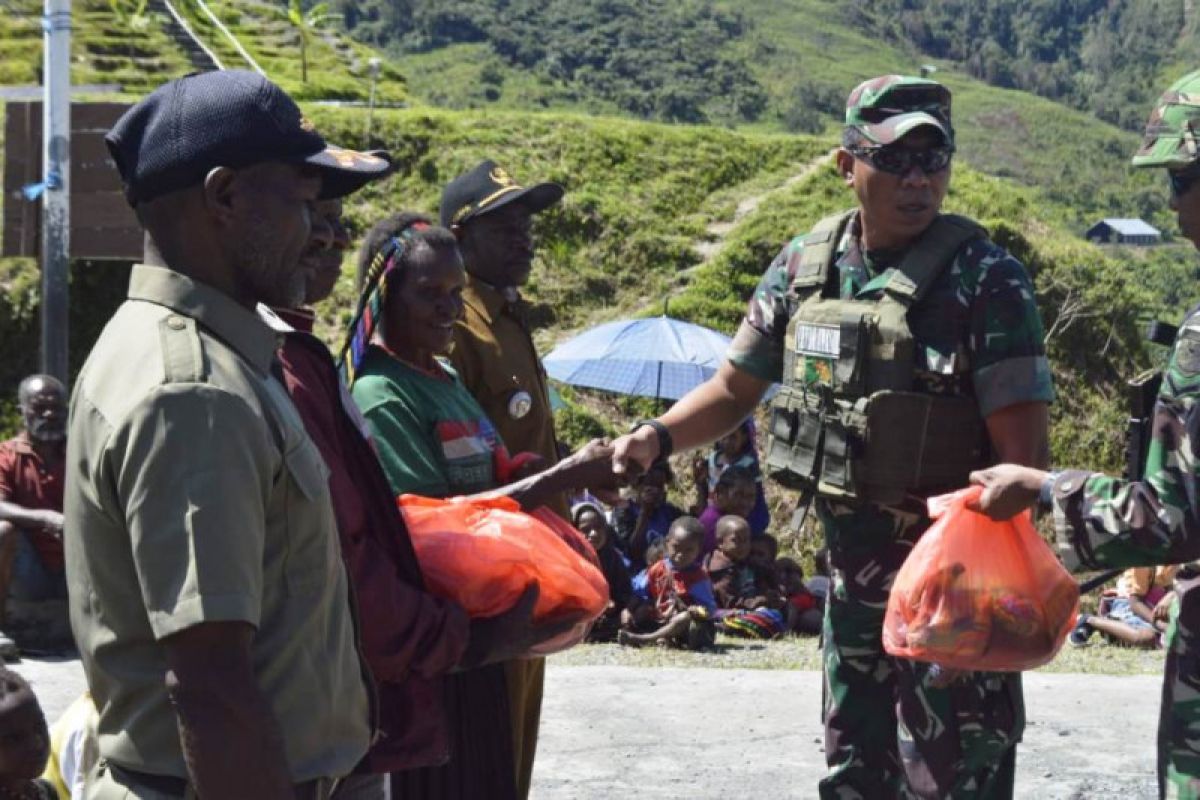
[{"x1": 507, "y1": 390, "x2": 533, "y2": 419}]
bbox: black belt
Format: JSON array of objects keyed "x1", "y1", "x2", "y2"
[
  {"x1": 106, "y1": 761, "x2": 342, "y2": 799},
  {"x1": 107, "y1": 762, "x2": 189, "y2": 796}
]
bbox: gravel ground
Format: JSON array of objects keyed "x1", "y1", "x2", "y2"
[
  {"x1": 15, "y1": 657, "x2": 1160, "y2": 799},
  {"x1": 534, "y1": 666, "x2": 1160, "y2": 800}
]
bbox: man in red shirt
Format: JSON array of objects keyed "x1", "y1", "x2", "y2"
[
  {"x1": 0, "y1": 375, "x2": 68, "y2": 660},
  {"x1": 264, "y1": 194, "x2": 579, "y2": 798}
]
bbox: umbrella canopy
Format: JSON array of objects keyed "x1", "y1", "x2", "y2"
[{"x1": 544, "y1": 315, "x2": 733, "y2": 400}]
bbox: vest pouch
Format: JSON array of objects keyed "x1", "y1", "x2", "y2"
[
  {"x1": 765, "y1": 386, "x2": 824, "y2": 491},
  {"x1": 855, "y1": 391, "x2": 991, "y2": 502}
]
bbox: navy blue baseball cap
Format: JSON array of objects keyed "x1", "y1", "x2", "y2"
[
  {"x1": 439, "y1": 160, "x2": 563, "y2": 228},
  {"x1": 106, "y1": 70, "x2": 390, "y2": 206}
]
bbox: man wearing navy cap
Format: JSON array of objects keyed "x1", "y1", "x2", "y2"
[
  {"x1": 440, "y1": 161, "x2": 564, "y2": 799},
  {"x1": 64, "y1": 70, "x2": 388, "y2": 800}
]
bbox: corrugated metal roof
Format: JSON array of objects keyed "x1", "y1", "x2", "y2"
[{"x1": 1099, "y1": 218, "x2": 1162, "y2": 237}]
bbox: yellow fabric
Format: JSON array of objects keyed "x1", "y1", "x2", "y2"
[
  {"x1": 42, "y1": 693, "x2": 96, "y2": 800},
  {"x1": 64, "y1": 265, "x2": 370, "y2": 781},
  {"x1": 1117, "y1": 565, "x2": 1179, "y2": 598}
]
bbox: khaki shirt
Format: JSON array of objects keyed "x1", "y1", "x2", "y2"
[
  {"x1": 449, "y1": 276, "x2": 565, "y2": 514},
  {"x1": 65, "y1": 265, "x2": 369, "y2": 781}
]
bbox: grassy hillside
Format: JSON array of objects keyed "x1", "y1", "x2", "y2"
[
  {"x1": 175, "y1": 0, "x2": 407, "y2": 102},
  {"x1": 0, "y1": 0, "x2": 193, "y2": 93},
  {"x1": 303, "y1": 105, "x2": 829, "y2": 340},
  {"x1": 0, "y1": 0, "x2": 404, "y2": 102},
  {"x1": 374, "y1": 0, "x2": 1168, "y2": 235}
]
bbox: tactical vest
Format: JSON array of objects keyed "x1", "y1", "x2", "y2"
[{"x1": 764, "y1": 209, "x2": 993, "y2": 507}]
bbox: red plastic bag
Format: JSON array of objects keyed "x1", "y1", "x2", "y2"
[
  {"x1": 883, "y1": 486, "x2": 1079, "y2": 671},
  {"x1": 398, "y1": 494, "x2": 608, "y2": 657}
]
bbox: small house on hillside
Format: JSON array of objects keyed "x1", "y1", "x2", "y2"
[{"x1": 1086, "y1": 218, "x2": 1162, "y2": 246}]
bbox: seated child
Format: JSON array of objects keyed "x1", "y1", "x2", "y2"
[
  {"x1": 775, "y1": 557, "x2": 822, "y2": 636},
  {"x1": 619, "y1": 517, "x2": 716, "y2": 649},
  {"x1": 805, "y1": 548, "x2": 831, "y2": 609},
  {"x1": 574, "y1": 502, "x2": 632, "y2": 643},
  {"x1": 1070, "y1": 565, "x2": 1178, "y2": 649},
  {"x1": 0, "y1": 667, "x2": 56, "y2": 798},
  {"x1": 613, "y1": 461, "x2": 685, "y2": 571},
  {"x1": 697, "y1": 466, "x2": 757, "y2": 555},
  {"x1": 691, "y1": 417, "x2": 770, "y2": 533},
  {"x1": 704, "y1": 516, "x2": 780, "y2": 611},
  {"x1": 747, "y1": 533, "x2": 779, "y2": 573}
]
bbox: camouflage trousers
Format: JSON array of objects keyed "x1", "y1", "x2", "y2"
[
  {"x1": 1161, "y1": 573, "x2": 1200, "y2": 799},
  {"x1": 817, "y1": 499, "x2": 1024, "y2": 799}
]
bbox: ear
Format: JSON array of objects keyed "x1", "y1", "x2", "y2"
[
  {"x1": 201, "y1": 166, "x2": 240, "y2": 224},
  {"x1": 835, "y1": 148, "x2": 855, "y2": 185}
]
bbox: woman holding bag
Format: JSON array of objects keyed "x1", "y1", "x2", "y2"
[{"x1": 341, "y1": 212, "x2": 576, "y2": 800}]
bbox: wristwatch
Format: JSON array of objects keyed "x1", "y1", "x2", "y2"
[
  {"x1": 1038, "y1": 471, "x2": 1061, "y2": 509},
  {"x1": 632, "y1": 419, "x2": 673, "y2": 461}
]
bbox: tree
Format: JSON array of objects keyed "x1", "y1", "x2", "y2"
[{"x1": 286, "y1": 0, "x2": 336, "y2": 83}]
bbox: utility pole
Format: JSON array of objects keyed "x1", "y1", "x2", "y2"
[
  {"x1": 42, "y1": 0, "x2": 71, "y2": 383},
  {"x1": 365, "y1": 57, "x2": 381, "y2": 146}
]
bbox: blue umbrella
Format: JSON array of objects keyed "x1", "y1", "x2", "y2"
[{"x1": 544, "y1": 315, "x2": 734, "y2": 400}]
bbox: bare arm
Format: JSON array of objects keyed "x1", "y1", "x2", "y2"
[
  {"x1": 985, "y1": 400, "x2": 1049, "y2": 468},
  {"x1": 612, "y1": 362, "x2": 771, "y2": 475},
  {"x1": 0, "y1": 499, "x2": 63, "y2": 532},
  {"x1": 163, "y1": 622, "x2": 293, "y2": 800}
]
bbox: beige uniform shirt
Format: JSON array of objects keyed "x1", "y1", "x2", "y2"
[{"x1": 65, "y1": 265, "x2": 370, "y2": 781}]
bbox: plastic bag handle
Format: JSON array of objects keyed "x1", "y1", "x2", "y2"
[{"x1": 926, "y1": 485, "x2": 984, "y2": 521}]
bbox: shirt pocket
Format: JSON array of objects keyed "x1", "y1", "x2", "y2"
[{"x1": 282, "y1": 437, "x2": 336, "y2": 590}]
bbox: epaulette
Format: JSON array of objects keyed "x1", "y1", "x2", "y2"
[{"x1": 157, "y1": 313, "x2": 205, "y2": 383}]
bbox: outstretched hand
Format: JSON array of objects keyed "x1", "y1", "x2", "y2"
[
  {"x1": 967, "y1": 464, "x2": 1047, "y2": 520},
  {"x1": 611, "y1": 426, "x2": 659, "y2": 478}
]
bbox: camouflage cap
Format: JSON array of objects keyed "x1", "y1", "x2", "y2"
[
  {"x1": 845, "y1": 75, "x2": 953, "y2": 146},
  {"x1": 1132, "y1": 70, "x2": 1200, "y2": 169}
]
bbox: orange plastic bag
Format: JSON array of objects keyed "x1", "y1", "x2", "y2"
[
  {"x1": 398, "y1": 494, "x2": 608, "y2": 657},
  {"x1": 882, "y1": 486, "x2": 1079, "y2": 672}
]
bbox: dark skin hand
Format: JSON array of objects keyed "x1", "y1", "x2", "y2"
[
  {"x1": 163, "y1": 622, "x2": 293, "y2": 800},
  {"x1": 489, "y1": 439, "x2": 632, "y2": 512},
  {"x1": 458, "y1": 583, "x2": 578, "y2": 668}
]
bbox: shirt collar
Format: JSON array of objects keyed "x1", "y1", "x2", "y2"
[
  {"x1": 462, "y1": 273, "x2": 511, "y2": 324},
  {"x1": 128, "y1": 264, "x2": 277, "y2": 375},
  {"x1": 259, "y1": 305, "x2": 317, "y2": 335}
]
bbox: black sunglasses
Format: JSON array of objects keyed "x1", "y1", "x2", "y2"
[
  {"x1": 850, "y1": 144, "x2": 955, "y2": 176},
  {"x1": 1169, "y1": 168, "x2": 1200, "y2": 199}
]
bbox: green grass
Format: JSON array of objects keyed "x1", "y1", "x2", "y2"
[
  {"x1": 0, "y1": 0, "x2": 194, "y2": 93},
  {"x1": 550, "y1": 634, "x2": 1166, "y2": 675},
  {"x1": 173, "y1": 0, "x2": 408, "y2": 102},
  {"x1": 300, "y1": 104, "x2": 830, "y2": 343}
]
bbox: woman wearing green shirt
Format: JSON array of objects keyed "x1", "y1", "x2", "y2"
[{"x1": 343, "y1": 212, "x2": 520, "y2": 800}]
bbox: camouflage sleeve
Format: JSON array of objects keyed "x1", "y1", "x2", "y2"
[
  {"x1": 726, "y1": 238, "x2": 803, "y2": 384},
  {"x1": 1050, "y1": 311, "x2": 1200, "y2": 571},
  {"x1": 963, "y1": 239, "x2": 1056, "y2": 417}
]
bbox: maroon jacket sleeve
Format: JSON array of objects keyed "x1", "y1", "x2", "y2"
[{"x1": 278, "y1": 336, "x2": 469, "y2": 683}]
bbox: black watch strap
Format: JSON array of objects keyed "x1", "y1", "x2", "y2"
[{"x1": 633, "y1": 419, "x2": 673, "y2": 460}]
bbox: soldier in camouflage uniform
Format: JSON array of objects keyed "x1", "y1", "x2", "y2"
[
  {"x1": 973, "y1": 69, "x2": 1200, "y2": 800},
  {"x1": 613, "y1": 75, "x2": 1054, "y2": 799}
]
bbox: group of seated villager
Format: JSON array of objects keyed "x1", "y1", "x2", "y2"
[{"x1": 569, "y1": 438, "x2": 828, "y2": 650}]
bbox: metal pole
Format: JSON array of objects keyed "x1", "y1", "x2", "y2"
[
  {"x1": 365, "y1": 57, "x2": 380, "y2": 146},
  {"x1": 41, "y1": 0, "x2": 71, "y2": 383}
]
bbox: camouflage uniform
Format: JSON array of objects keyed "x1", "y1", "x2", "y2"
[
  {"x1": 730, "y1": 212, "x2": 1054, "y2": 798},
  {"x1": 1047, "y1": 70, "x2": 1200, "y2": 800}
]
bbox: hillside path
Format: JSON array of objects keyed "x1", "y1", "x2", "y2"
[{"x1": 690, "y1": 147, "x2": 837, "y2": 265}]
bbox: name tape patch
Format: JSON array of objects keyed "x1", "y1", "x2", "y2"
[{"x1": 795, "y1": 323, "x2": 841, "y2": 358}]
